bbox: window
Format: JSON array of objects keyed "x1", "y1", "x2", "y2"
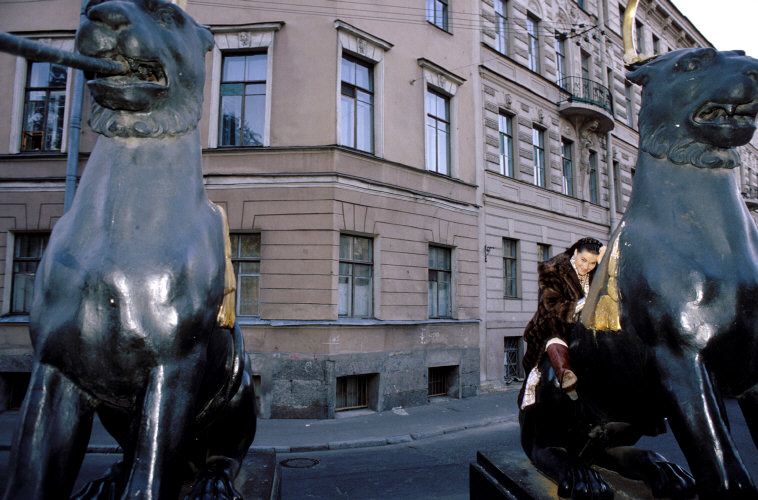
[
  {"x1": 652, "y1": 33, "x2": 661, "y2": 54},
  {"x1": 503, "y1": 238, "x2": 519, "y2": 298},
  {"x1": 21, "y1": 62, "x2": 67, "y2": 152},
  {"x1": 10, "y1": 233, "x2": 49, "y2": 314},
  {"x1": 428, "y1": 365, "x2": 457, "y2": 397},
  {"x1": 624, "y1": 82, "x2": 634, "y2": 127},
  {"x1": 340, "y1": 55, "x2": 374, "y2": 153},
  {"x1": 425, "y1": 88, "x2": 451, "y2": 176},
  {"x1": 606, "y1": 68, "x2": 615, "y2": 114},
  {"x1": 532, "y1": 127, "x2": 545, "y2": 187},
  {"x1": 561, "y1": 139, "x2": 575, "y2": 196},
  {"x1": 613, "y1": 160, "x2": 623, "y2": 209},
  {"x1": 635, "y1": 20, "x2": 645, "y2": 53},
  {"x1": 537, "y1": 243, "x2": 551, "y2": 263},
  {"x1": 339, "y1": 234, "x2": 373, "y2": 318},
  {"x1": 219, "y1": 53, "x2": 267, "y2": 147},
  {"x1": 504, "y1": 337, "x2": 522, "y2": 382},
  {"x1": 498, "y1": 113, "x2": 514, "y2": 177},
  {"x1": 336, "y1": 374, "x2": 369, "y2": 411},
  {"x1": 495, "y1": 0, "x2": 508, "y2": 54},
  {"x1": 526, "y1": 15, "x2": 540, "y2": 72},
  {"x1": 555, "y1": 35, "x2": 566, "y2": 87},
  {"x1": 426, "y1": 0, "x2": 449, "y2": 31},
  {"x1": 581, "y1": 50, "x2": 591, "y2": 99},
  {"x1": 589, "y1": 151, "x2": 599, "y2": 204},
  {"x1": 428, "y1": 246, "x2": 452, "y2": 318},
  {"x1": 230, "y1": 233, "x2": 261, "y2": 316},
  {"x1": 618, "y1": 4, "x2": 626, "y2": 34}
]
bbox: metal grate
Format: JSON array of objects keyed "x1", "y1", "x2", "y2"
[
  {"x1": 336, "y1": 374, "x2": 369, "y2": 411},
  {"x1": 504, "y1": 337, "x2": 522, "y2": 383},
  {"x1": 428, "y1": 366, "x2": 450, "y2": 397}
]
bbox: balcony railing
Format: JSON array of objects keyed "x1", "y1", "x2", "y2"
[{"x1": 558, "y1": 77, "x2": 613, "y2": 114}]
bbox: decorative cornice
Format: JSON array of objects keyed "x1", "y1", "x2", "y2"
[
  {"x1": 417, "y1": 58, "x2": 466, "y2": 86},
  {"x1": 209, "y1": 22, "x2": 285, "y2": 34},
  {"x1": 334, "y1": 20, "x2": 393, "y2": 51}
]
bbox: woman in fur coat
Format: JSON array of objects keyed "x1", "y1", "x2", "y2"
[{"x1": 521, "y1": 237, "x2": 603, "y2": 400}]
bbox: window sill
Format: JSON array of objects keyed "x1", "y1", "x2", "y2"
[
  {"x1": 0, "y1": 314, "x2": 30, "y2": 323},
  {"x1": 237, "y1": 317, "x2": 478, "y2": 327},
  {"x1": 426, "y1": 21, "x2": 453, "y2": 35}
]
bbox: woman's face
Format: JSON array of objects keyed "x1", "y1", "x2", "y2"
[{"x1": 574, "y1": 249, "x2": 599, "y2": 276}]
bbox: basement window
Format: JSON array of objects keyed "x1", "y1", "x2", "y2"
[
  {"x1": 428, "y1": 365, "x2": 458, "y2": 398},
  {"x1": 336, "y1": 374, "x2": 371, "y2": 411}
]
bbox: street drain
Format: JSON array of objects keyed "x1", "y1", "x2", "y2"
[{"x1": 280, "y1": 458, "x2": 320, "y2": 469}]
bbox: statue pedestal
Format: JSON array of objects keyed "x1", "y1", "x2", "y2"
[
  {"x1": 470, "y1": 450, "x2": 656, "y2": 499},
  {"x1": 236, "y1": 451, "x2": 281, "y2": 500}
]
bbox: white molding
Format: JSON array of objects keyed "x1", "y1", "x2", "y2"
[
  {"x1": 208, "y1": 25, "x2": 281, "y2": 148},
  {"x1": 9, "y1": 38, "x2": 74, "y2": 155},
  {"x1": 336, "y1": 22, "x2": 391, "y2": 157},
  {"x1": 334, "y1": 20, "x2": 393, "y2": 53}
]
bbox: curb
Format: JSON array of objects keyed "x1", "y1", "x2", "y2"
[
  {"x1": 251, "y1": 416, "x2": 518, "y2": 455},
  {"x1": 0, "y1": 416, "x2": 518, "y2": 455}
]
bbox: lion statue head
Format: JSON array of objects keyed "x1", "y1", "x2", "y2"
[
  {"x1": 76, "y1": 0, "x2": 214, "y2": 138},
  {"x1": 627, "y1": 48, "x2": 758, "y2": 169}
]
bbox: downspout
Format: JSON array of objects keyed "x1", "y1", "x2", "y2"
[
  {"x1": 63, "y1": 1, "x2": 89, "y2": 212},
  {"x1": 598, "y1": 8, "x2": 618, "y2": 232}
]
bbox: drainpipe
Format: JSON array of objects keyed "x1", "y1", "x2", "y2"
[
  {"x1": 64, "y1": 69, "x2": 84, "y2": 212},
  {"x1": 605, "y1": 130, "x2": 617, "y2": 231},
  {"x1": 598, "y1": 8, "x2": 618, "y2": 232},
  {"x1": 63, "y1": 2, "x2": 89, "y2": 212}
]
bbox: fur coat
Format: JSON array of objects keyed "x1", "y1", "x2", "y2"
[{"x1": 521, "y1": 252, "x2": 596, "y2": 372}]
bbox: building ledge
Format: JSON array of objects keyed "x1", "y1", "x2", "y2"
[{"x1": 237, "y1": 318, "x2": 480, "y2": 328}]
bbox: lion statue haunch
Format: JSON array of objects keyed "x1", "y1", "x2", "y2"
[
  {"x1": 519, "y1": 48, "x2": 758, "y2": 499},
  {"x1": 1, "y1": 1, "x2": 256, "y2": 499}
]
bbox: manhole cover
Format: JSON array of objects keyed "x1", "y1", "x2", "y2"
[{"x1": 280, "y1": 458, "x2": 320, "y2": 469}]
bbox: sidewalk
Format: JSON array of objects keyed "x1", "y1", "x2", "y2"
[{"x1": 0, "y1": 388, "x2": 521, "y2": 454}]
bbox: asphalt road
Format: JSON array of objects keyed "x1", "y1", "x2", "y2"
[
  {"x1": 0, "y1": 400, "x2": 754, "y2": 499},
  {"x1": 278, "y1": 401, "x2": 757, "y2": 499}
]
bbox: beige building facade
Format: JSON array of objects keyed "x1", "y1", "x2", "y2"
[{"x1": 0, "y1": 0, "x2": 756, "y2": 417}]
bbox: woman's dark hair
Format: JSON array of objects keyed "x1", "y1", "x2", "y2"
[{"x1": 565, "y1": 237, "x2": 602, "y2": 255}]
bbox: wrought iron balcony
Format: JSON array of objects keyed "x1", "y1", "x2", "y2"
[
  {"x1": 743, "y1": 185, "x2": 758, "y2": 209},
  {"x1": 557, "y1": 77, "x2": 615, "y2": 132}
]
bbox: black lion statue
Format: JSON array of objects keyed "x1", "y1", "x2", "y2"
[
  {"x1": 1, "y1": 1, "x2": 256, "y2": 498},
  {"x1": 519, "y1": 47, "x2": 758, "y2": 499}
]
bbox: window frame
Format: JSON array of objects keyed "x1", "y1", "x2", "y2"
[
  {"x1": 338, "y1": 234, "x2": 374, "y2": 319},
  {"x1": 426, "y1": 0, "x2": 450, "y2": 31},
  {"x1": 230, "y1": 233, "x2": 262, "y2": 317},
  {"x1": 503, "y1": 237, "x2": 520, "y2": 299},
  {"x1": 425, "y1": 87, "x2": 452, "y2": 176},
  {"x1": 207, "y1": 24, "x2": 281, "y2": 149},
  {"x1": 532, "y1": 126, "x2": 546, "y2": 188},
  {"x1": 526, "y1": 14, "x2": 541, "y2": 73},
  {"x1": 555, "y1": 34, "x2": 567, "y2": 87},
  {"x1": 7, "y1": 232, "x2": 49, "y2": 315},
  {"x1": 217, "y1": 52, "x2": 268, "y2": 148},
  {"x1": 335, "y1": 22, "x2": 391, "y2": 158},
  {"x1": 9, "y1": 38, "x2": 74, "y2": 155},
  {"x1": 589, "y1": 150, "x2": 600, "y2": 204},
  {"x1": 498, "y1": 112, "x2": 514, "y2": 177},
  {"x1": 537, "y1": 243, "x2": 551, "y2": 263},
  {"x1": 613, "y1": 160, "x2": 623, "y2": 210},
  {"x1": 339, "y1": 54, "x2": 375, "y2": 154},
  {"x1": 561, "y1": 138, "x2": 575, "y2": 197},
  {"x1": 494, "y1": 0, "x2": 508, "y2": 54},
  {"x1": 428, "y1": 245, "x2": 453, "y2": 319},
  {"x1": 624, "y1": 82, "x2": 635, "y2": 127}
]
